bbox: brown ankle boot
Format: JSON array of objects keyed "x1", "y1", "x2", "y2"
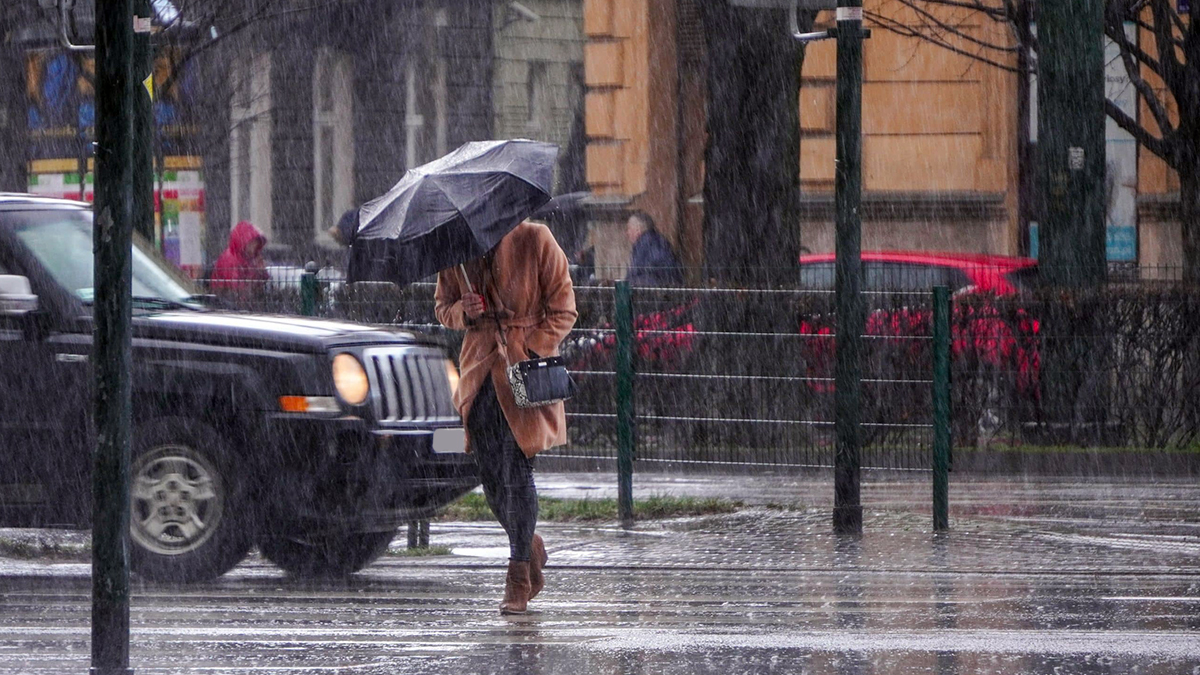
[
  {"x1": 529, "y1": 534, "x2": 548, "y2": 600},
  {"x1": 500, "y1": 560, "x2": 532, "y2": 615}
]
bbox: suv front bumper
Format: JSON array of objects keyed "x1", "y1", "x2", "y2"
[{"x1": 260, "y1": 414, "x2": 480, "y2": 536}]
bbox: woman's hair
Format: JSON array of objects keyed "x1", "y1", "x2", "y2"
[{"x1": 629, "y1": 210, "x2": 657, "y2": 233}]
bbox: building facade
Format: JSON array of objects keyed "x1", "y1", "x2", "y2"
[
  {"x1": 582, "y1": 0, "x2": 1187, "y2": 280},
  {"x1": 2, "y1": 0, "x2": 495, "y2": 272},
  {"x1": 492, "y1": 0, "x2": 585, "y2": 185}
]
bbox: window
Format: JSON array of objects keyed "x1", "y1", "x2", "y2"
[
  {"x1": 405, "y1": 61, "x2": 428, "y2": 168},
  {"x1": 229, "y1": 54, "x2": 273, "y2": 238},
  {"x1": 313, "y1": 50, "x2": 355, "y2": 245},
  {"x1": 433, "y1": 8, "x2": 449, "y2": 158},
  {"x1": 405, "y1": 10, "x2": 449, "y2": 169},
  {"x1": 526, "y1": 61, "x2": 548, "y2": 137},
  {"x1": 11, "y1": 209, "x2": 193, "y2": 304},
  {"x1": 799, "y1": 262, "x2": 834, "y2": 290},
  {"x1": 864, "y1": 263, "x2": 968, "y2": 292}
]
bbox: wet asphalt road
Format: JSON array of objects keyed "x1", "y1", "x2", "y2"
[{"x1": 2, "y1": 476, "x2": 1200, "y2": 674}]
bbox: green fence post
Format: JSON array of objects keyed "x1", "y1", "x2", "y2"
[
  {"x1": 300, "y1": 262, "x2": 318, "y2": 316},
  {"x1": 615, "y1": 280, "x2": 635, "y2": 528},
  {"x1": 932, "y1": 285, "x2": 951, "y2": 531}
]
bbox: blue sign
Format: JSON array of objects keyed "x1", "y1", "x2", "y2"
[
  {"x1": 1182, "y1": 0, "x2": 1191, "y2": 13},
  {"x1": 1107, "y1": 225, "x2": 1137, "y2": 261}
]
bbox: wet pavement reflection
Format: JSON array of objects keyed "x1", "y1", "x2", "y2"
[{"x1": 1, "y1": 477, "x2": 1198, "y2": 673}]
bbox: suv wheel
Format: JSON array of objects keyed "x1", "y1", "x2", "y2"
[
  {"x1": 128, "y1": 418, "x2": 253, "y2": 582},
  {"x1": 258, "y1": 530, "x2": 397, "y2": 578}
]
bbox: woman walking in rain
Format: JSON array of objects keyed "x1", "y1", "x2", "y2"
[{"x1": 435, "y1": 219, "x2": 577, "y2": 615}]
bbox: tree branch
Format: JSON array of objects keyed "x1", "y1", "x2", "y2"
[
  {"x1": 896, "y1": 0, "x2": 1010, "y2": 21},
  {"x1": 1106, "y1": 98, "x2": 1174, "y2": 163},
  {"x1": 893, "y1": 1, "x2": 1020, "y2": 54},
  {"x1": 1108, "y1": 8, "x2": 1178, "y2": 143},
  {"x1": 868, "y1": 10, "x2": 1024, "y2": 73},
  {"x1": 1148, "y1": 0, "x2": 1187, "y2": 92}
]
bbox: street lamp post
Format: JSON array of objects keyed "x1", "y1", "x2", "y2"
[
  {"x1": 831, "y1": 0, "x2": 866, "y2": 537},
  {"x1": 731, "y1": 0, "x2": 864, "y2": 535},
  {"x1": 93, "y1": 0, "x2": 136, "y2": 672}
]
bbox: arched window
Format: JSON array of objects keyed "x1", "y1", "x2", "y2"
[
  {"x1": 313, "y1": 50, "x2": 355, "y2": 245},
  {"x1": 405, "y1": 7, "x2": 449, "y2": 169},
  {"x1": 230, "y1": 53, "x2": 272, "y2": 237}
]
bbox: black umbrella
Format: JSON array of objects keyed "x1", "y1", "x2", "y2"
[{"x1": 348, "y1": 140, "x2": 559, "y2": 284}]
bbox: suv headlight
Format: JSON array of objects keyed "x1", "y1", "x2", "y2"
[{"x1": 332, "y1": 353, "x2": 369, "y2": 405}]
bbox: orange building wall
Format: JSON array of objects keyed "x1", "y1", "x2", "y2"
[{"x1": 585, "y1": 0, "x2": 1023, "y2": 271}]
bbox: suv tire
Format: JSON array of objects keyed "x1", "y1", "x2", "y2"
[
  {"x1": 258, "y1": 530, "x2": 397, "y2": 577},
  {"x1": 128, "y1": 418, "x2": 253, "y2": 582}
]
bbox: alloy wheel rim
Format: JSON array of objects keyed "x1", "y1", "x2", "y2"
[{"x1": 130, "y1": 445, "x2": 224, "y2": 556}]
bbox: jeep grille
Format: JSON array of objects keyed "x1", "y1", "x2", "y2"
[{"x1": 362, "y1": 348, "x2": 458, "y2": 423}]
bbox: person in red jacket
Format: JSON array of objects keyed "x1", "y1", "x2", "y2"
[{"x1": 210, "y1": 221, "x2": 269, "y2": 297}]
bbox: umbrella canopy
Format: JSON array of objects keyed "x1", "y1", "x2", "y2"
[{"x1": 348, "y1": 139, "x2": 558, "y2": 284}]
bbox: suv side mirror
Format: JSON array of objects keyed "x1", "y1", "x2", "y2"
[{"x1": 0, "y1": 275, "x2": 38, "y2": 316}]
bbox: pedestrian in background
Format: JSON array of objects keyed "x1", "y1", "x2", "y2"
[
  {"x1": 625, "y1": 210, "x2": 683, "y2": 286},
  {"x1": 328, "y1": 208, "x2": 358, "y2": 248},
  {"x1": 210, "y1": 220, "x2": 268, "y2": 298},
  {"x1": 434, "y1": 220, "x2": 578, "y2": 615}
]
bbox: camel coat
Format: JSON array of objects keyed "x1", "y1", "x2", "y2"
[{"x1": 435, "y1": 222, "x2": 578, "y2": 457}]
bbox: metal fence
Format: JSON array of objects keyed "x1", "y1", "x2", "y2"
[
  {"x1": 948, "y1": 288, "x2": 1200, "y2": 452},
  {"x1": 195, "y1": 266, "x2": 1200, "y2": 473},
  {"x1": 196, "y1": 273, "x2": 949, "y2": 473}
]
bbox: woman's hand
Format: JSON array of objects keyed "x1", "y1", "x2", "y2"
[{"x1": 462, "y1": 292, "x2": 486, "y2": 320}]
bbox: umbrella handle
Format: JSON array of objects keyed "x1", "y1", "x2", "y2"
[{"x1": 459, "y1": 264, "x2": 476, "y2": 294}]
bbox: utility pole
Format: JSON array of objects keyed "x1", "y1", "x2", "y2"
[
  {"x1": 93, "y1": 0, "x2": 135, "y2": 672},
  {"x1": 832, "y1": 0, "x2": 866, "y2": 536},
  {"x1": 1037, "y1": 0, "x2": 1106, "y2": 287},
  {"x1": 733, "y1": 0, "x2": 864, "y2": 533}
]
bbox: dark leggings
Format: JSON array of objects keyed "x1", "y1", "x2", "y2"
[{"x1": 468, "y1": 377, "x2": 538, "y2": 562}]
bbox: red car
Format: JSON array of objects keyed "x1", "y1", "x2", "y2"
[
  {"x1": 797, "y1": 252, "x2": 1042, "y2": 432},
  {"x1": 797, "y1": 250, "x2": 1038, "y2": 296}
]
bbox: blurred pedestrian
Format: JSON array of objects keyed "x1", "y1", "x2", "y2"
[
  {"x1": 328, "y1": 208, "x2": 358, "y2": 248},
  {"x1": 625, "y1": 210, "x2": 682, "y2": 286},
  {"x1": 434, "y1": 220, "x2": 578, "y2": 615},
  {"x1": 210, "y1": 221, "x2": 268, "y2": 298}
]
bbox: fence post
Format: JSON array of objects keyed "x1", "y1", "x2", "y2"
[
  {"x1": 300, "y1": 261, "x2": 318, "y2": 316},
  {"x1": 615, "y1": 280, "x2": 636, "y2": 528},
  {"x1": 932, "y1": 285, "x2": 951, "y2": 531}
]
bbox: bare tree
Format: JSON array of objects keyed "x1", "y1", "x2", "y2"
[
  {"x1": 700, "y1": 3, "x2": 819, "y2": 285},
  {"x1": 870, "y1": 0, "x2": 1200, "y2": 282}
]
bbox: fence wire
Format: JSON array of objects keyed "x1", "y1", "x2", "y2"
[{"x1": 196, "y1": 265, "x2": 1200, "y2": 471}]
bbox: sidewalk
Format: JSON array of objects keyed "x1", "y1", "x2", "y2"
[{"x1": 1, "y1": 474, "x2": 1198, "y2": 673}]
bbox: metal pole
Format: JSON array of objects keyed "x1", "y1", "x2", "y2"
[
  {"x1": 300, "y1": 263, "x2": 318, "y2": 316},
  {"x1": 833, "y1": 0, "x2": 865, "y2": 536},
  {"x1": 132, "y1": 0, "x2": 154, "y2": 244},
  {"x1": 932, "y1": 286, "x2": 951, "y2": 532},
  {"x1": 93, "y1": 0, "x2": 135, "y2": 671},
  {"x1": 615, "y1": 280, "x2": 635, "y2": 528}
]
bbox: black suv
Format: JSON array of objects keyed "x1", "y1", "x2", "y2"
[{"x1": 0, "y1": 195, "x2": 478, "y2": 581}]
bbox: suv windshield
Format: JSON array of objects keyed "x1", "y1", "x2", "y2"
[{"x1": 11, "y1": 208, "x2": 198, "y2": 307}]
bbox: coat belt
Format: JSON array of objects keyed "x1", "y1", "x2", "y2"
[{"x1": 471, "y1": 314, "x2": 543, "y2": 330}]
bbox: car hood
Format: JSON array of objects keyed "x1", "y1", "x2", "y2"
[{"x1": 132, "y1": 311, "x2": 426, "y2": 352}]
